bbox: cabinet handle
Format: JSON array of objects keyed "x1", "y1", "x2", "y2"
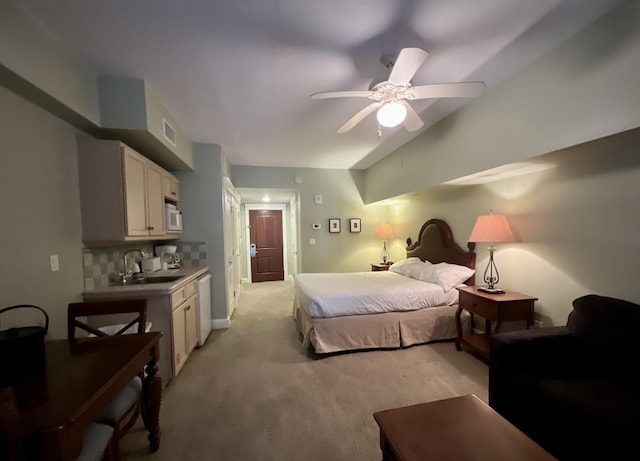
[
  {"x1": 171, "y1": 191, "x2": 177, "y2": 195},
  {"x1": 149, "y1": 226, "x2": 154, "y2": 230}
]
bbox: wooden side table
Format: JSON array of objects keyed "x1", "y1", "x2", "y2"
[
  {"x1": 455, "y1": 286, "x2": 538, "y2": 361},
  {"x1": 371, "y1": 263, "x2": 391, "y2": 271}
]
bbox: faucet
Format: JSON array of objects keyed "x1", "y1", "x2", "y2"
[{"x1": 123, "y1": 248, "x2": 145, "y2": 279}]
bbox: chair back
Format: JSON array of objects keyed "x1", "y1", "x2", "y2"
[{"x1": 68, "y1": 299, "x2": 148, "y2": 342}]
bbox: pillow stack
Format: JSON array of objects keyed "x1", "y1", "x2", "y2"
[{"x1": 389, "y1": 258, "x2": 475, "y2": 292}]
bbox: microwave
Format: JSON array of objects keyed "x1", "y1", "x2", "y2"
[{"x1": 165, "y1": 203, "x2": 183, "y2": 232}]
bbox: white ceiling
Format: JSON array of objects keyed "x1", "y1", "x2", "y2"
[{"x1": 19, "y1": 0, "x2": 622, "y2": 170}]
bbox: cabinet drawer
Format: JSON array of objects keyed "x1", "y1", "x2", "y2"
[
  {"x1": 459, "y1": 292, "x2": 497, "y2": 319},
  {"x1": 171, "y1": 280, "x2": 197, "y2": 309}
]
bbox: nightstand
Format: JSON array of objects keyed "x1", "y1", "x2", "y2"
[
  {"x1": 371, "y1": 263, "x2": 391, "y2": 272},
  {"x1": 455, "y1": 286, "x2": 538, "y2": 361}
]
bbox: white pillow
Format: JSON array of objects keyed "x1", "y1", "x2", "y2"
[
  {"x1": 412, "y1": 262, "x2": 475, "y2": 292},
  {"x1": 404, "y1": 259, "x2": 433, "y2": 280},
  {"x1": 388, "y1": 257, "x2": 423, "y2": 277}
]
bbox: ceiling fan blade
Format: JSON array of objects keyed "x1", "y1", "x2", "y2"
[
  {"x1": 388, "y1": 48, "x2": 429, "y2": 86},
  {"x1": 310, "y1": 90, "x2": 373, "y2": 99},
  {"x1": 401, "y1": 101, "x2": 424, "y2": 132},
  {"x1": 410, "y1": 81, "x2": 486, "y2": 100},
  {"x1": 337, "y1": 102, "x2": 381, "y2": 133}
]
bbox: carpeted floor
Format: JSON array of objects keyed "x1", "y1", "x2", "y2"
[{"x1": 120, "y1": 280, "x2": 488, "y2": 460}]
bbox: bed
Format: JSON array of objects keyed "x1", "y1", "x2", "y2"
[{"x1": 293, "y1": 219, "x2": 476, "y2": 354}]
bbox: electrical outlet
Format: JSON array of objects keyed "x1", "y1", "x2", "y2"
[{"x1": 49, "y1": 254, "x2": 60, "y2": 272}]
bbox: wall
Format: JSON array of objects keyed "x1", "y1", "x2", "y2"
[
  {"x1": 391, "y1": 129, "x2": 640, "y2": 326},
  {"x1": 365, "y1": 0, "x2": 640, "y2": 203},
  {"x1": 0, "y1": 0, "x2": 101, "y2": 125},
  {"x1": 0, "y1": 85, "x2": 85, "y2": 339},
  {"x1": 175, "y1": 144, "x2": 228, "y2": 324},
  {"x1": 231, "y1": 166, "x2": 391, "y2": 273}
]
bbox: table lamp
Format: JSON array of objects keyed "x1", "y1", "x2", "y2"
[
  {"x1": 468, "y1": 213, "x2": 515, "y2": 294},
  {"x1": 375, "y1": 223, "x2": 394, "y2": 264}
]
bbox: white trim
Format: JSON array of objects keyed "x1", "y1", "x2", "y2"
[
  {"x1": 244, "y1": 203, "x2": 289, "y2": 283},
  {"x1": 212, "y1": 318, "x2": 230, "y2": 330}
]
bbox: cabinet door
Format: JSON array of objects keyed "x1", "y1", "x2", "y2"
[
  {"x1": 163, "y1": 174, "x2": 180, "y2": 202},
  {"x1": 184, "y1": 294, "x2": 198, "y2": 353},
  {"x1": 146, "y1": 163, "x2": 165, "y2": 236},
  {"x1": 123, "y1": 147, "x2": 149, "y2": 236},
  {"x1": 172, "y1": 304, "x2": 188, "y2": 376}
]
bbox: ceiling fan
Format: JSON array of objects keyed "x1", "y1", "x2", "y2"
[{"x1": 311, "y1": 47, "x2": 486, "y2": 134}]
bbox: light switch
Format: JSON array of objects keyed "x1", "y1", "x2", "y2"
[
  {"x1": 314, "y1": 194, "x2": 323, "y2": 205},
  {"x1": 309, "y1": 238, "x2": 316, "y2": 246},
  {"x1": 50, "y1": 254, "x2": 60, "y2": 272}
]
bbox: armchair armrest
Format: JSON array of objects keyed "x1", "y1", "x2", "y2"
[{"x1": 489, "y1": 326, "x2": 571, "y2": 418}]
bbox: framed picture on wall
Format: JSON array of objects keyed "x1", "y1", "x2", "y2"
[
  {"x1": 329, "y1": 218, "x2": 341, "y2": 233},
  {"x1": 349, "y1": 218, "x2": 361, "y2": 233}
]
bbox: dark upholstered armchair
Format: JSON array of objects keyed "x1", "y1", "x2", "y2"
[{"x1": 489, "y1": 294, "x2": 640, "y2": 460}]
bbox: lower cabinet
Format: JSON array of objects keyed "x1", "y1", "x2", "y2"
[
  {"x1": 83, "y1": 274, "x2": 203, "y2": 386},
  {"x1": 172, "y1": 292, "x2": 198, "y2": 376}
]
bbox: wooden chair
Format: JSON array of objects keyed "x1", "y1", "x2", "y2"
[
  {"x1": 0, "y1": 386, "x2": 115, "y2": 461},
  {"x1": 68, "y1": 299, "x2": 148, "y2": 461}
]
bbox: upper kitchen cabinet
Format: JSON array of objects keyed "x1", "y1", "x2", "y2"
[
  {"x1": 78, "y1": 138, "x2": 180, "y2": 243},
  {"x1": 162, "y1": 173, "x2": 180, "y2": 202}
]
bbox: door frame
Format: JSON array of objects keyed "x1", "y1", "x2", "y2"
[{"x1": 244, "y1": 203, "x2": 289, "y2": 283}]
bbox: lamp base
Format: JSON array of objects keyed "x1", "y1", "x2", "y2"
[{"x1": 478, "y1": 287, "x2": 505, "y2": 294}]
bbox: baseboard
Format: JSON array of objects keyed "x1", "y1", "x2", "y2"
[
  {"x1": 212, "y1": 318, "x2": 230, "y2": 330},
  {"x1": 241, "y1": 277, "x2": 250, "y2": 284}
]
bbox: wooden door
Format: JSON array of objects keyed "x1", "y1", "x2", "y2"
[{"x1": 249, "y1": 209, "x2": 284, "y2": 282}]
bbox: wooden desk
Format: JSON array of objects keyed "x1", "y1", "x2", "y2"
[
  {"x1": 374, "y1": 395, "x2": 556, "y2": 461},
  {"x1": 8, "y1": 332, "x2": 162, "y2": 460},
  {"x1": 455, "y1": 286, "x2": 537, "y2": 361}
]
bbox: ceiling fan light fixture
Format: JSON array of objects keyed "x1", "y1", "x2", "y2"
[{"x1": 376, "y1": 101, "x2": 406, "y2": 127}]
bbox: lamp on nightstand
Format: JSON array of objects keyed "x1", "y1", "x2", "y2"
[
  {"x1": 468, "y1": 212, "x2": 515, "y2": 294},
  {"x1": 374, "y1": 223, "x2": 394, "y2": 264}
]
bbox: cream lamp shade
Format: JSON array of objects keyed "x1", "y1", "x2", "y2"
[
  {"x1": 468, "y1": 214, "x2": 515, "y2": 243},
  {"x1": 374, "y1": 223, "x2": 394, "y2": 239}
]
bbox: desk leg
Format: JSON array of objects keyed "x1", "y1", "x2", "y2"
[{"x1": 143, "y1": 361, "x2": 162, "y2": 452}]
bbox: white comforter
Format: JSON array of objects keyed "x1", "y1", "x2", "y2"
[{"x1": 294, "y1": 271, "x2": 459, "y2": 318}]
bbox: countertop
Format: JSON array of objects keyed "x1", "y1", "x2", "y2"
[{"x1": 83, "y1": 266, "x2": 210, "y2": 299}]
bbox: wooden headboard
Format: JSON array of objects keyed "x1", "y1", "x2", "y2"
[{"x1": 405, "y1": 219, "x2": 476, "y2": 285}]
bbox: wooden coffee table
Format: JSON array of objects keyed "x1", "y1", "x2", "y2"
[{"x1": 373, "y1": 394, "x2": 556, "y2": 461}]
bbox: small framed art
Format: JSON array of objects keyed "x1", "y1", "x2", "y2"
[
  {"x1": 349, "y1": 218, "x2": 361, "y2": 233},
  {"x1": 329, "y1": 218, "x2": 341, "y2": 233}
]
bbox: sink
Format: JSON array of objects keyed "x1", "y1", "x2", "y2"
[
  {"x1": 131, "y1": 275, "x2": 183, "y2": 284},
  {"x1": 110, "y1": 275, "x2": 183, "y2": 286}
]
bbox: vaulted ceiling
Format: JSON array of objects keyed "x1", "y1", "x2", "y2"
[{"x1": 19, "y1": 0, "x2": 623, "y2": 169}]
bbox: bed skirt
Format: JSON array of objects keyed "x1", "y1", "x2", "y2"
[{"x1": 293, "y1": 299, "x2": 471, "y2": 354}]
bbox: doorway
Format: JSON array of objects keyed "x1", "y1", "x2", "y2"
[{"x1": 249, "y1": 209, "x2": 285, "y2": 282}]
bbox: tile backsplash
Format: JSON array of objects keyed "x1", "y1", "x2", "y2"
[{"x1": 82, "y1": 241, "x2": 207, "y2": 290}]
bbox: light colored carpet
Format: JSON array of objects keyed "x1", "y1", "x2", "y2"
[{"x1": 120, "y1": 280, "x2": 488, "y2": 460}]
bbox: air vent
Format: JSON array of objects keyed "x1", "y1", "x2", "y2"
[{"x1": 162, "y1": 118, "x2": 177, "y2": 147}]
